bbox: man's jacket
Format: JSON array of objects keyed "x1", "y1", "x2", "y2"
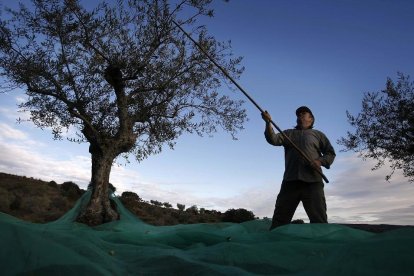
[{"x1": 265, "y1": 128, "x2": 336, "y2": 182}]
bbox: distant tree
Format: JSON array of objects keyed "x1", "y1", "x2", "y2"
[
  {"x1": 222, "y1": 208, "x2": 255, "y2": 223},
  {"x1": 176, "y1": 203, "x2": 185, "y2": 211},
  {"x1": 60, "y1": 181, "x2": 82, "y2": 199},
  {"x1": 150, "y1": 200, "x2": 163, "y2": 207},
  {"x1": 48, "y1": 180, "x2": 58, "y2": 188},
  {"x1": 163, "y1": 202, "x2": 172, "y2": 208},
  {"x1": 0, "y1": 0, "x2": 246, "y2": 225},
  {"x1": 121, "y1": 191, "x2": 141, "y2": 202},
  {"x1": 338, "y1": 73, "x2": 414, "y2": 182},
  {"x1": 186, "y1": 205, "x2": 199, "y2": 214}
]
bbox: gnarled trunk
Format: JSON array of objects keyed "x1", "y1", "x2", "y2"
[{"x1": 76, "y1": 148, "x2": 119, "y2": 226}]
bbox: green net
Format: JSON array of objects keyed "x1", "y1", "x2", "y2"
[{"x1": 1, "y1": 191, "x2": 413, "y2": 275}]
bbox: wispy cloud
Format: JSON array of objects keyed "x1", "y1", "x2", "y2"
[
  {"x1": 0, "y1": 122, "x2": 27, "y2": 140},
  {"x1": 0, "y1": 140, "x2": 91, "y2": 187},
  {"x1": 325, "y1": 154, "x2": 414, "y2": 224},
  {"x1": 195, "y1": 154, "x2": 414, "y2": 224}
]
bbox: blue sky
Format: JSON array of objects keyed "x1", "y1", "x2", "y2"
[{"x1": 1, "y1": 0, "x2": 414, "y2": 225}]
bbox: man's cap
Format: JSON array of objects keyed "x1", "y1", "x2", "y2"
[{"x1": 295, "y1": 106, "x2": 313, "y2": 117}]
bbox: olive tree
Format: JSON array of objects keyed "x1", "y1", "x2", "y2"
[
  {"x1": 0, "y1": 0, "x2": 246, "y2": 225},
  {"x1": 338, "y1": 73, "x2": 414, "y2": 182}
]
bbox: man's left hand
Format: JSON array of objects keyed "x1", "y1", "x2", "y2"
[{"x1": 312, "y1": 160, "x2": 322, "y2": 171}]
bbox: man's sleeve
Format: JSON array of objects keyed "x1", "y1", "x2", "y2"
[
  {"x1": 318, "y1": 133, "x2": 336, "y2": 169},
  {"x1": 264, "y1": 128, "x2": 286, "y2": 146}
]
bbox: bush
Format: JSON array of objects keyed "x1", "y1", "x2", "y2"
[
  {"x1": 150, "y1": 200, "x2": 163, "y2": 207},
  {"x1": 48, "y1": 181, "x2": 58, "y2": 188},
  {"x1": 176, "y1": 203, "x2": 185, "y2": 211},
  {"x1": 9, "y1": 195, "x2": 21, "y2": 210},
  {"x1": 121, "y1": 191, "x2": 141, "y2": 201},
  {"x1": 49, "y1": 196, "x2": 69, "y2": 210},
  {"x1": 60, "y1": 181, "x2": 82, "y2": 199},
  {"x1": 222, "y1": 208, "x2": 255, "y2": 223},
  {"x1": 0, "y1": 187, "x2": 11, "y2": 212},
  {"x1": 186, "y1": 205, "x2": 199, "y2": 215}
]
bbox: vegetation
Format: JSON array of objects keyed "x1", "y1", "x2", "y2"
[
  {"x1": 339, "y1": 73, "x2": 414, "y2": 182},
  {"x1": 0, "y1": 173, "x2": 83, "y2": 223},
  {"x1": 222, "y1": 208, "x2": 255, "y2": 223},
  {"x1": 0, "y1": 172, "x2": 254, "y2": 226},
  {"x1": 2, "y1": 171, "x2": 413, "y2": 233},
  {"x1": 0, "y1": 0, "x2": 246, "y2": 225}
]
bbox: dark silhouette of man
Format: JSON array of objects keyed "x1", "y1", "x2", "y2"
[{"x1": 262, "y1": 106, "x2": 336, "y2": 230}]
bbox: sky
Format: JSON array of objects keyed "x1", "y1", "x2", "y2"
[{"x1": 1, "y1": 0, "x2": 414, "y2": 225}]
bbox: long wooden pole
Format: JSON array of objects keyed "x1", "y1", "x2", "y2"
[{"x1": 173, "y1": 21, "x2": 329, "y2": 183}]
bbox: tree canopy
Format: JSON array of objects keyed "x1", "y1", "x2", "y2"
[
  {"x1": 338, "y1": 73, "x2": 414, "y2": 182},
  {"x1": 0, "y1": 0, "x2": 246, "y2": 160}
]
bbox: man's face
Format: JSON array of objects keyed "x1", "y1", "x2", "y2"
[{"x1": 297, "y1": 111, "x2": 314, "y2": 129}]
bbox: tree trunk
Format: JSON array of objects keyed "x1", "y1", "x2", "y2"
[{"x1": 76, "y1": 149, "x2": 119, "y2": 226}]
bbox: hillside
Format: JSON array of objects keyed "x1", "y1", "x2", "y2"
[
  {"x1": 0, "y1": 172, "x2": 83, "y2": 223},
  {"x1": 0, "y1": 172, "x2": 254, "y2": 226},
  {"x1": 0, "y1": 172, "x2": 412, "y2": 233}
]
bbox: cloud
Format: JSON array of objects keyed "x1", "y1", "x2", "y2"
[
  {"x1": 0, "y1": 103, "x2": 76, "y2": 140},
  {"x1": 370, "y1": 205, "x2": 414, "y2": 225},
  {"x1": 15, "y1": 96, "x2": 27, "y2": 104},
  {"x1": 190, "y1": 156, "x2": 394, "y2": 222},
  {"x1": 205, "y1": 154, "x2": 414, "y2": 224},
  {"x1": 325, "y1": 154, "x2": 414, "y2": 224},
  {"x1": 0, "y1": 122, "x2": 166, "y2": 196},
  {"x1": 0, "y1": 141, "x2": 91, "y2": 187},
  {"x1": 0, "y1": 122, "x2": 27, "y2": 140},
  {"x1": 0, "y1": 105, "x2": 30, "y2": 122}
]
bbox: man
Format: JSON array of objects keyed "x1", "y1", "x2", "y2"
[{"x1": 261, "y1": 106, "x2": 336, "y2": 230}]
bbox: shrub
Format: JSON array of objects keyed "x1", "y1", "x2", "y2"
[
  {"x1": 49, "y1": 196, "x2": 69, "y2": 210},
  {"x1": 176, "y1": 203, "x2": 185, "y2": 211},
  {"x1": 121, "y1": 191, "x2": 141, "y2": 202},
  {"x1": 60, "y1": 181, "x2": 82, "y2": 199},
  {"x1": 0, "y1": 187, "x2": 11, "y2": 212},
  {"x1": 9, "y1": 195, "x2": 21, "y2": 210},
  {"x1": 48, "y1": 181, "x2": 58, "y2": 188},
  {"x1": 150, "y1": 200, "x2": 163, "y2": 207},
  {"x1": 186, "y1": 205, "x2": 199, "y2": 215},
  {"x1": 222, "y1": 208, "x2": 255, "y2": 223}
]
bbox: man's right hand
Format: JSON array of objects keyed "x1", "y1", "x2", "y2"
[{"x1": 261, "y1": 111, "x2": 272, "y2": 123}]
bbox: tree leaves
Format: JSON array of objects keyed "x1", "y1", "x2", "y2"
[
  {"x1": 0, "y1": 0, "x2": 247, "y2": 161},
  {"x1": 339, "y1": 73, "x2": 414, "y2": 182}
]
